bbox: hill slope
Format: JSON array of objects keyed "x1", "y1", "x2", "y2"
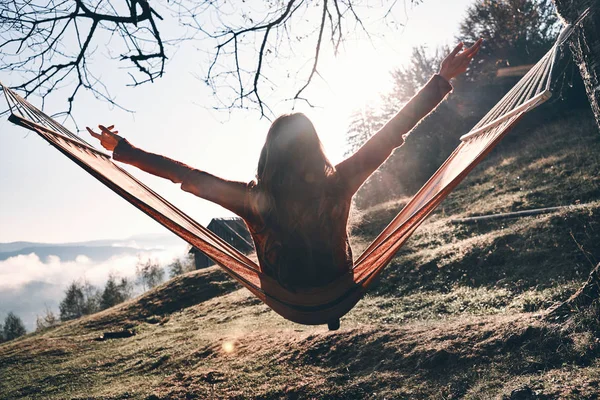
[{"x1": 1, "y1": 111, "x2": 600, "y2": 399}]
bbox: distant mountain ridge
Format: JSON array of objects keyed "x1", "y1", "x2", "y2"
[
  {"x1": 0, "y1": 233, "x2": 187, "y2": 261},
  {"x1": 0, "y1": 246, "x2": 144, "y2": 262},
  {"x1": 0, "y1": 240, "x2": 121, "y2": 253}
]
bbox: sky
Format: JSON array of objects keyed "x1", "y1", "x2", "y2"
[{"x1": 0, "y1": 0, "x2": 474, "y2": 244}]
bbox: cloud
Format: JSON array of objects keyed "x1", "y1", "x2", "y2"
[{"x1": 0, "y1": 244, "x2": 188, "y2": 331}]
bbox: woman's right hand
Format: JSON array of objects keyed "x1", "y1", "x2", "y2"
[
  {"x1": 439, "y1": 38, "x2": 483, "y2": 81},
  {"x1": 86, "y1": 125, "x2": 123, "y2": 152}
]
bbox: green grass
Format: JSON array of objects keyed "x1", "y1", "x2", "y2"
[{"x1": 1, "y1": 110, "x2": 600, "y2": 399}]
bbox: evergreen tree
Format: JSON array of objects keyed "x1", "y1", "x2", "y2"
[
  {"x1": 185, "y1": 245, "x2": 198, "y2": 271},
  {"x1": 345, "y1": 45, "x2": 445, "y2": 159},
  {"x1": 59, "y1": 281, "x2": 86, "y2": 321},
  {"x1": 170, "y1": 248, "x2": 199, "y2": 277},
  {"x1": 388, "y1": 46, "x2": 447, "y2": 105},
  {"x1": 81, "y1": 279, "x2": 101, "y2": 315},
  {"x1": 458, "y1": 0, "x2": 559, "y2": 80},
  {"x1": 136, "y1": 258, "x2": 165, "y2": 291},
  {"x1": 59, "y1": 280, "x2": 100, "y2": 321},
  {"x1": 3, "y1": 312, "x2": 26, "y2": 341},
  {"x1": 168, "y1": 259, "x2": 185, "y2": 278},
  {"x1": 99, "y1": 275, "x2": 132, "y2": 310},
  {"x1": 345, "y1": 106, "x2": 383, "y2": 155},
  {"x1": 36, "y1": 307, "x2": 59, "y2": 332}
]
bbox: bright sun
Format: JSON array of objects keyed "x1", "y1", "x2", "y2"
[
  {"x1": 301, "y1": 43, "x2": 405, "y2": 163},
  {"x1": 326, "y1": 49, "x2": 392, "y2": 111}
]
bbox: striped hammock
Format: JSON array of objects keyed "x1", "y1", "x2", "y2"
[{"x1": 1, "y1": 23, "x2": 577, "y2": 329}]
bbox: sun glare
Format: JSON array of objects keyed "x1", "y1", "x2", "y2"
[
  {"x1": 222, "y1": 341, "x2": 235, "y2": 353},
  {"x1": 335, "y1": 54, "x2": 391, "y2": 109},
  {"x1": 304, "y1": 43, "x2": 405, "y2": 163}
]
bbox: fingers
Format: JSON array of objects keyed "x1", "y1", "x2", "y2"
[
  {"x1": 86, "y1": 127, "x2": 101, "y2": 140},
  {"x1": 464, "y1": 38, "x2": 483, "y2": 58},
  {"x1": 449, "y1": 42, "x2": 464, "y2": 57},
  {"x1": 99, "y1": 125, "x2": 119, "y2": 135}
]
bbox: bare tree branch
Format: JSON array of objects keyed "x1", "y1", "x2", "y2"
[
  {"x1": 178, "y1": 0, "x2": 412, "y2": 118},
  {"x1": 293, "y1": 0, "x2": 328, "y2": 102},
  {"x1": 0, "y1": 0, "x2": 171, "y2": 115},
  {"x1": 0, "y1": 0, "x2": 416, "y2": 119}
]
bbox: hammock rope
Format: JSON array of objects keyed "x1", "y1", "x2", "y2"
[{"x1": 1, "y1": 23, "x2": 578, "y2": 327}]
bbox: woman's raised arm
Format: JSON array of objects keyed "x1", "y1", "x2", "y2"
[
  {"x1": 335, "y1": 39, "x2": 482, "y2": 195},
  {"x1": 87, "y1": 125, "x2": 251, "y2": 219}
]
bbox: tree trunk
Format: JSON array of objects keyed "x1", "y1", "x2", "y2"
[{"x1": 553, "y1": 0, "x2": 600, "y2": 129}]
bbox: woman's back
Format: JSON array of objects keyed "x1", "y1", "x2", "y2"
[{"x1": 247, "y1": 173, "x2": 354, "y2": 290}]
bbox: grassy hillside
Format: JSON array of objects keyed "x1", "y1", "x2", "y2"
[{"x1": 1, "y1": 110, "x2": 600, "y2": 399}]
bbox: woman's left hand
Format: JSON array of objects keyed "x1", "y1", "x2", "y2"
[
  {"x1": 86, "y1": 125, "x2": 123, "y2": 152},
  {"x1": 439, "y1": 38, "x2": 483, "y2": 81}
]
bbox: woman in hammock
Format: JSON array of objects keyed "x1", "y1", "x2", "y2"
[{"x1": 88, "y1": 39, "x2": 482, "y2": 291}]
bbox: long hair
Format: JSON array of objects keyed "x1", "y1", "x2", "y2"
[
  {"x1": 252, "y1": 113, "x2": 341, "y2": 287},
  {"x1": 257, "y1": 113, "x2": 334, "y2": 198}
]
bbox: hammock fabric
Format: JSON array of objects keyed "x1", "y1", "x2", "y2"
[{"x1": 1, "y1": 25, "x2": 574, "y2": 328}]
